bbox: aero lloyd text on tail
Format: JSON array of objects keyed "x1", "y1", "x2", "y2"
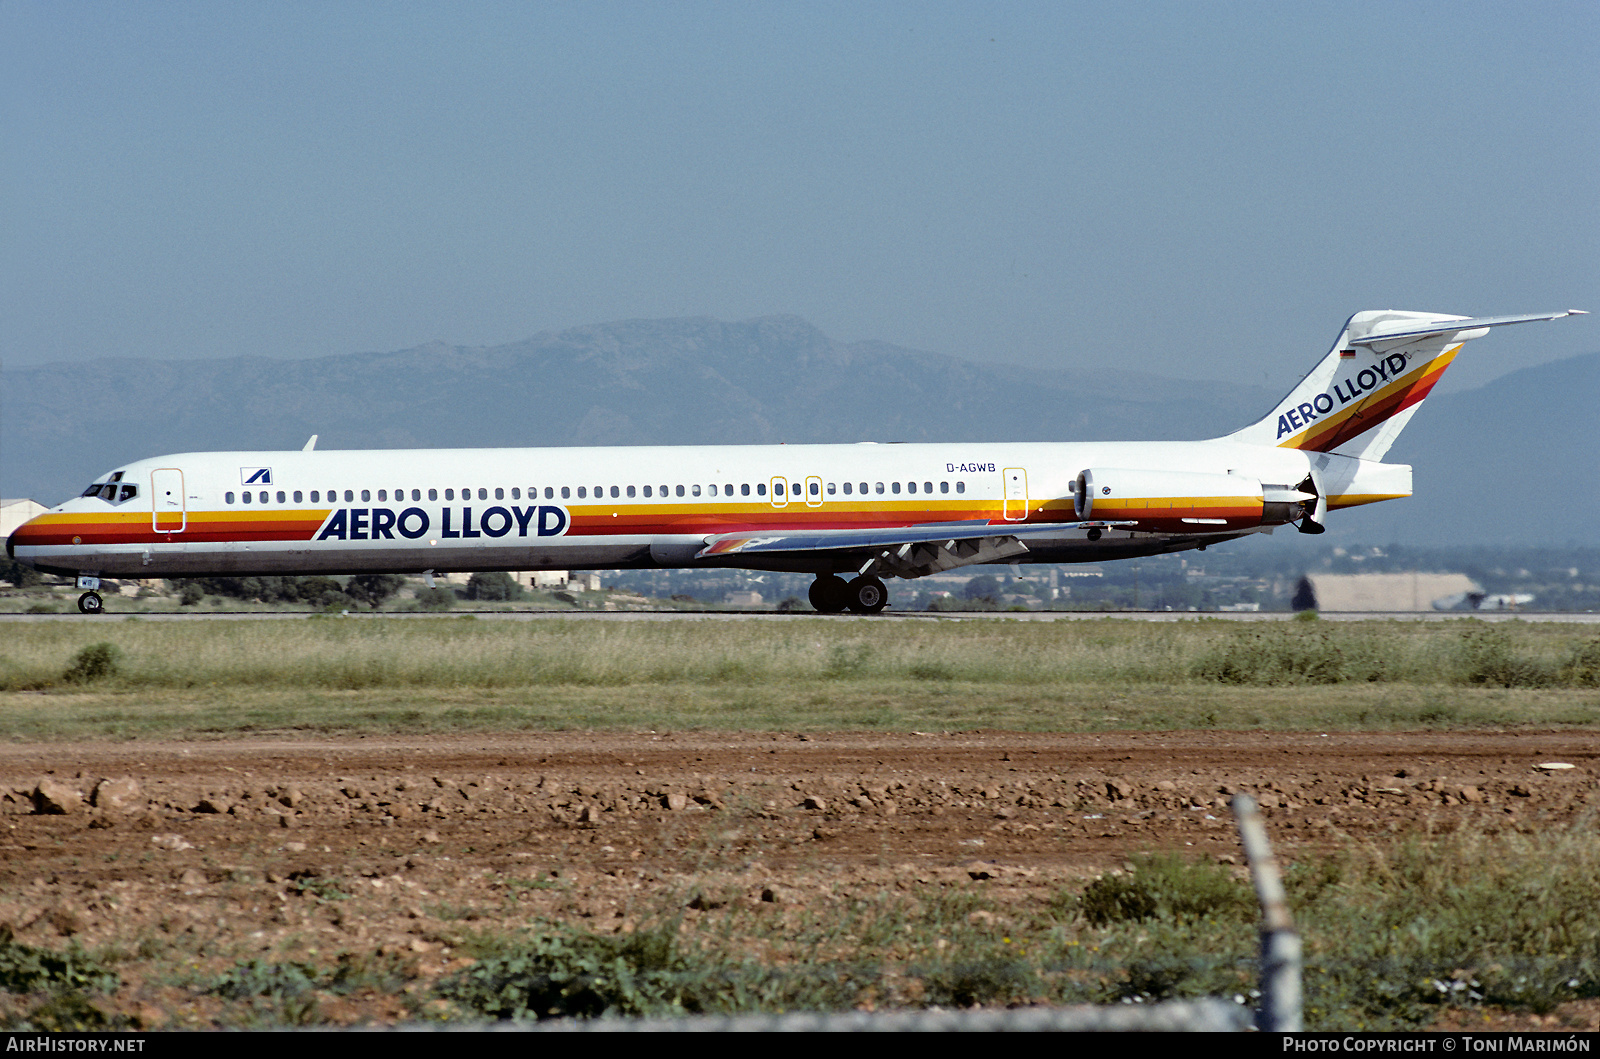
[{"x1": 9, "y1": 308, "x2": 1586, "y2": 614}]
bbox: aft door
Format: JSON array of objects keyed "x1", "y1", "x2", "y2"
[
  {"x1": 151, "y1": 468, "x2": 186, "y2": 533},
  {"x1": 1002, "y1": 467, "x2": 1028, "y2": 522}
]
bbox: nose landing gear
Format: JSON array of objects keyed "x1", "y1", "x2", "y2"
[{"x1": 77, "y1": 591, "x2": 104, "y2": 615}]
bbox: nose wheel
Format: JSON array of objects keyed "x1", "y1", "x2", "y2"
[{"x1": 77, "y1": 591, "x2": 104, "y2": 615}]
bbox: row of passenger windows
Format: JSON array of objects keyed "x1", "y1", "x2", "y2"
[{"x1": 221, "y1": 480, "x2": 969, "y2": 505}]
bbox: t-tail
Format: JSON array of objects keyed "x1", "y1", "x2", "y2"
[{"x1": 1223, "y1": 309, "x2": 1588, "y2": 461}]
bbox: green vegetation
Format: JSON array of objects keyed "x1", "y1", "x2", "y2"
[
  {"x1": 0, "y1": 928, "x2": 123, "y2": 1031},
  {"x1": 10, "y1": 824, "x2": 1599, "y2": 1029},
  {"x1": 0, "y1": 618, "x2": 1596, "y2": 738}
]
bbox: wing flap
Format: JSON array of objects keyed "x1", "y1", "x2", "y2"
[{"x1": 696, "y1": 520, "x2": 1125, "y2": 559}]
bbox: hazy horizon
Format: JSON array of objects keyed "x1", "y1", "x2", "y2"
[{"x1": 5, "y1": 2, "x2": 1595, "y2": 396}]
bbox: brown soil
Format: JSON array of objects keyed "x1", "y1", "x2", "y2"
[{"x1": 3, "y1": 729, "x2": 1597, "y2": 1029}]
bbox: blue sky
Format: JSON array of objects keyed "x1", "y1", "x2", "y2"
[{"x1": 4, "y1": 1, "x2": 1595, "y2": 392}]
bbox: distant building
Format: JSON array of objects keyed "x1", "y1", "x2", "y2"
[
  {"x1": 1295, "y1": 572, "x2": 1480, "y2": 612},
  {"x1": 510, "y1": 570, "x2": 570, "y2": 590},
  {"x1": 1, "y1": 499, "x2": 48, "y2": 542}
]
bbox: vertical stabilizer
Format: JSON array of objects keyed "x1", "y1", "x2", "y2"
[{"x1": 1222, "y1": 310, "x2": 1586, "y2": 461}]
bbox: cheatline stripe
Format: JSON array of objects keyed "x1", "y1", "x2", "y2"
[{"x1": 1280, "y1": 346, "x2": 1457, "y2": 452}]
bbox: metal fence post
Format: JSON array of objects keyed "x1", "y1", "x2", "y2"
[{"x1": 1232, "y1": 792, "x2": 1303, "y2": 1032}]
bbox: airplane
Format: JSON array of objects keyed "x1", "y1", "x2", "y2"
[{"x1": 8, "y1": 308, "x2": 1586, "y2": 615}]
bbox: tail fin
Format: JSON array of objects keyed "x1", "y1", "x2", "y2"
[{"x1": 1223, "y1": 309, "x2": 1586, "y2": 461}]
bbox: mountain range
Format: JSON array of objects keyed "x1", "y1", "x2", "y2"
[{"x1": 3, "y1": 316, "x2": 1594, "y2": 546}]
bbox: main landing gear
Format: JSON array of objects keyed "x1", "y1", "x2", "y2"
[
  {"x1": 809, "y1": 574, "x2": 889, "y2": 615},
  {"x1": 77, "y1": 592, "x2": 104, "y2": 615}
]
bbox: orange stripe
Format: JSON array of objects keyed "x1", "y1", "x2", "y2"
[{"x1": 1280, "y1": 347, "x2": 1457, "y2": 452}]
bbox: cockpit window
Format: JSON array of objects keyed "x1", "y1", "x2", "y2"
[
  {"x1": 99, "y1": 484, "x2": 118, "y2": 501},
  {"x1": 82, "y1": 483, "x2": 104, "y2": 498},
  {"x1": 118, "y1": 484, "x2": 138, "y2": 503}
]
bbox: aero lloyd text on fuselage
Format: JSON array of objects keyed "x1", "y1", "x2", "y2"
[{"x1": 316, "y1": 504, "x2": 570, "y2": 541}]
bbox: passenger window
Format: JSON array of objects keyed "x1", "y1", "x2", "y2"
[
  {"x1": 242, "y1": 491, "x2": 252, "y2": 504},
  {"x1": 774, "y1": 482, "x2": 784, "y2": 496},
  {"x1": 876, "y1": 483, "x2": 885, "y2": 494},
  {"x1": 226, "y1": 492, "x2": 236, "y2": 504},
  {"x1": 344, "y1": 490, "x2": 354, "y2": 502},
  {"x1": 560, "y1": 487, "x2": 569, "y2": 499},
  {"x1": 495, "y1": 487, "x2": 504, "y2": 500},
  {"x1": 277, "y1": 491, "x2": 287, "y2": 503},
  {"x1": 827, "y1": 483, "x2": 835, "y2": 495},
  {"x1": 478, "y1": 488, "x2": 488, "y2": 501},
  {"x1": 906, "y1": 482, "x2": 915, "y2": 494},
  {"x1": 941, "y1": 481, "x2": 949, "y2": 494},
  {"x1": 810, "y1": 482, "x2": 819, "y2": 496},
  {"x1": 377, "y1": 490, "x2": 386, "y2": 502},
  {"x1": 643, "y1": 485, "x2": 652, "y2": 498},
  {"x1": 626, "y1": 485, "x2": 636, "y2": 498},
  {"x1": 511, "y1": 488, "x2": 520, "y2": 500},
  {"x1": 361, "y1": 489, "x2": 371, "y2": 502},
  {"x1": 860, "y1": 482, "x2": 869, "y2": 494},
  {"x1": 293, "y1": 490, "x2": 303, "y2": 503},
  {"x1": 791, "y1": 481, "x2": 801, "y2": 495},
  {"x1": 413, "y1": 489, "x2": 422, "y2": 501},
  {"x1": 757, "y1": 483, "x2": 766, "y2": 496},
  {"x1": 957, "y1": 481, "x2": 965, "y2": 493},
  {"x1": 692, "y1": 484, "x2": 701, "y2": 497},
  {"x1": 445, "y1": 489, "x2": 454, "y2": 500},
  {"x1": 843, "y1": 482, "x2": 852, "y2": 495},
  {"x1": 578, "y1": 487, "x2": 587, "y2": 499},
  {"x1": 924, "y1": 481, "x2": 932, "y2": 493},
  {"x1": 707, "y1": 484, "x2": 717, "y2": 497},
  {"x1": 676, "y1": 485, "x2": 685, "y2": 497},
  {"x1": 892, "y1": 482, "x2": 901, "y2": 494},
  {"x1": 611, "y1": 485, "x2": 620, "y2": 498},
  {"x1": 260, "y1": 491, "x2": 269, "y2": 503},
  {"x1": 741, "y1": 483, "x2": 750, "y2": 496},
  {"x1": 310, "y1": 491, "x2": 319, "y2": 503}
]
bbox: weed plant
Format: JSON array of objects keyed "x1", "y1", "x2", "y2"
[{"x1": 8, "y1": 824, "x2": 1600, "y2": 1028}]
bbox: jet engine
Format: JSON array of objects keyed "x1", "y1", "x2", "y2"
[{"x1": 1074, "y1": 469, "x2": 1314, "y2": 530}]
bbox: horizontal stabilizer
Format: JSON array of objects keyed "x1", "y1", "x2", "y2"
[{"x1": 1348, "y1": 310, "x2": 1586, "y2": 347}]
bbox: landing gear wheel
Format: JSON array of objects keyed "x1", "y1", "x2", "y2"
[
  {"x1": 845, "y1": 575, "x2": 889, "y2": 615},
  {"x1": 809, "y1": 575, "x2": 850, "y2": 614},
  {"x1": 77, "y1": 591, "x2": 104, "y2": 615}
]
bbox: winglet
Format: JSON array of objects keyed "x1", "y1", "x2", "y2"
[{"x1": 302, "y1": 435, "x2": 318, "y2": 452}]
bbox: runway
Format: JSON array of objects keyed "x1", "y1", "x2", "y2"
[{"x1": 3, "y1": 608, "x2": 1597, "y2": 623}]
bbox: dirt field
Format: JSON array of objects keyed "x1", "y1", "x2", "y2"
[{"x1": 3, "y1": 728, "x2": 1597, "y2": 1028}]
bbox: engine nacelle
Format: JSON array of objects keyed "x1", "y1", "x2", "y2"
[{"x1": 1074, "y1": 468, "x2": 1312, "y2": 530}]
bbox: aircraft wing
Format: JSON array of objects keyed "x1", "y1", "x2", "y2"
[{"x1": 697, "y1": 519, "x2": 1133, "y2": 579}]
